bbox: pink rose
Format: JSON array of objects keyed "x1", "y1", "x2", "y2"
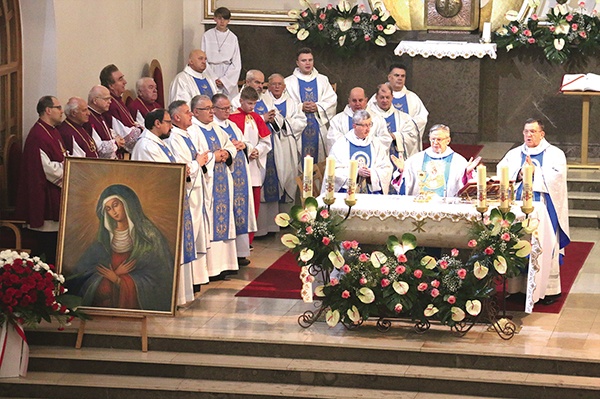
[
  {"x1": 319, "y1": 13, "x2": 326, "y2": 20},
  {"x1": 484, "y1": 247, "x2": 494, "y2": 255},
  {"x1": 359, "y1": 277, "x2": 367, "y2": 285},
  {"x1": 300, "y1": 213, "x2": 311, "y2": 223},
  {"x1": 351, "y1": 241, "x2": 359, "y2": 249},
  {"x1": 451, "y1": 248, "x2": 459, "y2": 257},
  {"x1": 301, "y1": 11, "x2": 308, "y2": 17},
  {"x1": 483, "y1": 215, "x2": 490, "y2": 225},
  {"x1": 395, "y1": 265, "x2": 406, "y2": 274},
  {"x1": 523, "y1": 29, "x2": 532, "y2": 37},
  {"x1": 572, "y1": 23, "x2": 578, "y2": 30},
  {"x1": 394, "y1": 303, "x2": 403, "y2": 313},
  {"x1": 431, "y1": 279, "x2": 440, "y2": 288},
  {"x1": 327, "y1": 4, "x2": 333, "y2": 10},
  {"x1": 413, "y1": 269, "x2": 423, "y2": 279},
  {"x1": 318, "y1": 23, "x2": 324, "y2": 31},
  {"x1": 531, "y1": 14, "x2": 538, "y2": 21},
  {"x1": 342, "y1": 290, "x2": 350, "y2": 299},
  {"x1": 322, "y1": 236, "x2": 331, "y2": 245},
  {"x1": 397, "y1": 254, "x2": 407, "y2": 263},
  {"x1": 580, "y1": 31, "x2": 587, "y2": 38},
  {"x1": 447, "y1": 295, "x2": 456, "y2": 304},
  {"x1": 320, "y1": 209, "x2": 329, "y2": 218},
  {"x1": 501, "y1": 219, "x2": 510, "y2": 228},
  {"x1": 377, "y1": 25, "x2": 384, "y2": 31},
  {"x1": 342, "y1": 264, "x2": 351, "y2": 273},
  {"x1": 439, "y1": 260, "x2": 448, "y2": 270},
  {"x1": 468, "y1": 239, "x2": 477, "y2": 248},
  {"x1": 330, "y1": 278, "x2": 339, "y2": 286},
  {"x1": 580, "y1": 1, "x2": 586, "y2": 7},
  {"x1": 528, "y1": 38, "x2": 536, "y2": 44},
  {"x1": 364, "y1": 35, "x2": 371, "y2": 41},
  {"x1": 510, "y1": 26, "x2": 518, "y2": 34},
  {"x1": 371, "y1": 14, "x2": 378, "y2": 21},
  {"x1": 353, "y1": 15, "x2": 361, "y2": 23},
  {"x1": 342, "y1": 241, "x2": 352, "y2": 250},
  {"x1": 457, "y1": 268, "x2": 467, "y2": 279},
  {"x1": 306, "y1": 275, "x2": 315, "y2": 283},
  {"x1": 358, "y1": 253, "x2": 369, "y2": 262},
  {"x1": 306, "y1": 226, "x2": 313, "y2": 234},
  {"x1": 431, "y1": 288, "x2": 440, "y2": 298},
  {"x1": 380, "y1": 266, "x2": 389, "y2": 275},
  {"x1": 501, "y1": 232, "x2": 511, "y2": 242},
  {"x1": 550, "y1": 26, "x2": 556, "y2": 32},
  {"x1": 381, "y1": 278, "x2": 390, "y2": 288},
  {"x1": 417, "y1": 282, "x2": 428, "y2": 291},
  {"x1": 566, "y1": 14, "x2": 573, "y2": 22}
]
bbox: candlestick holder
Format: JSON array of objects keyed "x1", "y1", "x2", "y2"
[
  {"x1": 498, "y1": 204, "x2": 510, "y2": 214},
  {"x1": 323, "y1": 195, "x2": 336, "y2": 207},
  {"x1": 520, "y1": 205, "x2": 534, "y2": 217},
  {"x1": 476, "y1": 204, "x2": 489, "y2": 218}
]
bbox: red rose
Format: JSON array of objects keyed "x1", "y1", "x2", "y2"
[
  {"x1": 322, "y1": 236, "x2": 331, "y2": 245},
  {"x1": 342, "y1": 241, "x2": 352, "y2": 250},
  {"x1": 484, "y1": 247, "x2": 494, "y2": 255},
  {"x1": 381, "y1": 278, "x2": 390, "y2": 288},
  {"x1": 318, "y1": 23, "x2": 324, "y2": 31}
]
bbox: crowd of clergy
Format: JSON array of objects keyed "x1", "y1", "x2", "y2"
[{"x1": 17, "y1": 7, "x2": 570, "y2": 308}]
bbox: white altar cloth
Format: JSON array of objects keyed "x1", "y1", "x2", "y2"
[
  {"x1": 323, "y1": 193, "x2": 556, "y2": 313},
  {"x1": 394, "y1": 40, "x2": 497, "y2": 59}
]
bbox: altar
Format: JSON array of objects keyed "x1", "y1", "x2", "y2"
[{"x1": 325, "y1": 193, "x2": 557, "y2": 313}]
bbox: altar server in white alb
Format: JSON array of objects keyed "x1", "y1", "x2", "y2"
[
  {"x1": 131, "y1": 108, "x2": 197, "y2": 306},
  {"x1": 285, "y1": 47, "x2": 337, "y2": 162},
  {"x1": 367, "y1": 83, "x2": 420, "y2": 161},
  {"x1": 497, "y1": 118, "x2": 570, "y2": 305},
  {"x1": 397, "y1": 124, "x2": 480, "y2": 197},
  {"x1": 369, "y1": 63, "x2": 428, "y2": 149},
  {"x1": 201, "y1": 7, "x2": 241, "y2": 100},
  {"x1": 166, "y1": 100, "x2": 211, "y2": 292},
  {"x1": 169, "y1": 50, "x2": 219, "y2": 105},
  {"x1": 327, "y1": 87, "x2": 390, "y2": 154},
  {"x1": 326, "y1": 110, "x2": 392, "y2": 195}
]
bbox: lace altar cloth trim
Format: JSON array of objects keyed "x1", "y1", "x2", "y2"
[{"x1": 394, "y1": 41, "x2": 497, "y2": 60}]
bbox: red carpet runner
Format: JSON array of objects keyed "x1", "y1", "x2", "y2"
[{"x1": 236, "y1": 242, "x2": 593, "y2": 314}]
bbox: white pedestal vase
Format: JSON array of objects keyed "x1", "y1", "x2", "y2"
[{"x1": 0, "y1": 320, "x2": 29, "y2": 378}]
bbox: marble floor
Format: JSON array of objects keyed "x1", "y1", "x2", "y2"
[{"x1": 44, "y1": 226, "x2": 600, "y2": 364}]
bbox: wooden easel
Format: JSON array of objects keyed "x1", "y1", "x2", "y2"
[{"x1": 75, "y1": 314, "x2": 148, "y2": 352}]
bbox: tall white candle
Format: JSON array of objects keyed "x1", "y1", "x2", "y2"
[
  {"x1": 522, "y1": 164, "x2": 533, "y2": 208},
  {"x1": 347, "y1": 160, "x2": 358, "y2": 202},
  {"x1": 477, "y1": 165, "x2": 487, "y2": 208},
  {"x1": 325, "y1": 157, "x2": 335, "y2": 201},
  {"x1": 482, "y1": 22, "x2": 492, "y2": 43},
  {"x1": 499, "y1": 165, "x2": 509, "y2": 209},
  {"x1": 303, "y1": 155, "x2": 313, "y2": 199}
]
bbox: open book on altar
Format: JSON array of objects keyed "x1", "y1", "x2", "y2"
[
  {"x1": 457, "y1": 179, "x2": 503, "y2": 201},
  {"x1": 560, "y1": 73, "x2": 600, "y2": 92}
]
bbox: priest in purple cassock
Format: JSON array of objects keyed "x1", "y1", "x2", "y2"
[
  {"x1": 86, "y1": 85, "x2": 124, "y2": 159},
  {"x1": 128, "y1": 77, "x2": 162, "y2": 126},
  {"x1": 58, "y1": 97, "x2": 98, "y2": 158}
]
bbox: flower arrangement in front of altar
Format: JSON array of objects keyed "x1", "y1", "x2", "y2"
[
  {"x1": 278, "y1": 200, "x2": 538, "y2": 330},
  {"x1": 286, "y1": 0, "x2": 397, "y2": 56},
  {"x1": 0, "y1": 250, "x2": 87, "y2": 329},
  {"x1": 495, "y1": 1, "x2": 600, "y2": 64}
]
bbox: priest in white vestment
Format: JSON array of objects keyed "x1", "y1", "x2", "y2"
[
  {"x1": 398, "y1": 124, "x2": 479, "y2": 197},
  {"x1": 212, "y1": 93, "x2": 257, "y2": 266},
  {"x1": 190, "y1": 95, "x2": 239, "y2": 279},
  {"x1": 284, "y1": 47, "x2": 337, "y2": 163},
  {"x1": 131, "y1": 108, "x2": 197, "y2": 306},
  {"x1": 165, "y1": 101, "x2": 211, "y2": 290},
  {"x1": 497, "y1": 118, "x2": 570, "y2": 305},
  {"x1": 327, "y1": 87, "x2": 390, "y2": 154},
  {"x1": 326, "y1": 110, "x2": 392, "y2": 195},
  {"x1": 201, "y1": 7, "x2": 241, "y2": 99},
  {"x1": 368, "y1": 63, "x2": 428, "y2": 149},
  {"x1": 169, "y1": 50, "x2": 219, "y2": 105}
]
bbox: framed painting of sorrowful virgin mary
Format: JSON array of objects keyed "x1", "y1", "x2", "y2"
[{"x1": 56, "y1": 157, "x2": 186, "y2": 316}]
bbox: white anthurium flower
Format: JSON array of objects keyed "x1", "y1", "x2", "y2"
[
  {"x1": 375, "y1": 36, "x2": 387, "y2": 47},
  {"x1": 338, "y1": 35, "x2": 347, "y2": 46},
  {"x1": 493, "y1": 255, "x2": 507, "y2": 274},
  {"x1": 329, "y1": 250, "x2": 345, "y2": 269},
  {"x1": 370, "y1": 251, "x2": 387, "y2": 268},
  {"x1": 338, "y1": 0, "x2": 351, "y2": 12},
  {"x1": 554, "y1": 38, "x2": 566, "y2": 51},
  {"x1": 314, "y1": 285, "x2": 326, "y2": 297},
  {"x1": 393, "y1": 281, "x2": 409, "y2": 295},
  {"x1": 288, "y1": 9, "x2": 300, "y2": 19},
  {"x1": 513, "y1": 240, "x2": 532, "y2": 257},
  {"x1": 275, "y1": 213, "x2": 291, "y2": 227},
  {"x1": 505, "y1": 10, "x2": 519, "y2": 21},
  {"x1": 337, "y1": 17, "x2": 352, "y2": 32},
  {"x1": 465, "y1": 299, "x2": 482, "y2": 316},
  {"x1": 556, "y1": 4, "x2": 568, "y2": 15},
  {"x1": 299, "y1": 248, "x2": 314, "y2": 262},
  {"x1": 347, "y1": 305, "x2": 361, "y2": 322},
  {"x1": 326, "y1": 309, "x2": 340, "y2": 327},
  {"x1": 473, "y1": 261, "x2": 489, "y2": 280},
  {"x1": 497, "y1": 27, "x2": 508, "y2": 36},
  {"x1": 528, "y1": 0, "x2": 540, "y2": 8},
  {"x1": 281, "y1": 233, "x2": 300, "y2": 248},
  {"x1": 451, "y1": 306, "x2": 466, "y2": 322},
  {"x1": 490, "y1": 221, "x2": 502, "y2": 236},
  {"x1": 421, "y1": 255, "x2": 437, "y2": 270},
  {"x1": 380, "y1": 10, "x2": 390, "y2": 21},
  {"x1": 358, "y1": 287, "x2": 375, "y2": 304},
  {"x1": 506, "y1": 44, "x2": 514, "y2": 52},
  {"x1": 287, "y1": 23, "x2": 300, "y2": 34},
  {"x1": 556, "y1": 23, "x2": 570, "y2": 35},
  {"x1": 424, "y1": 304, "x2": 439, "y2": 317},
  {"x1": 522, "y1": 217, "x2": 539, "y2": 234},
  {"x1": 383, "y1": 24, "x2": 396, "y2": 35},
  {"x1": 297, "y1": 28, "x2": 309, "y2": 41}
]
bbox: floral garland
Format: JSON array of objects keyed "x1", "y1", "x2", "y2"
[
  {"x1": 286, "y1": 0, "x2": 397, "y2": 56},
  {"x1": 277, "y1": 201, "x2": 538, "y2": 329},
  {"x1": 0, "y1": 250, "x2": 88, "y2": 329},
  {"x1": 495, "y1": 2, "x2": 600, "y2": 64}
]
